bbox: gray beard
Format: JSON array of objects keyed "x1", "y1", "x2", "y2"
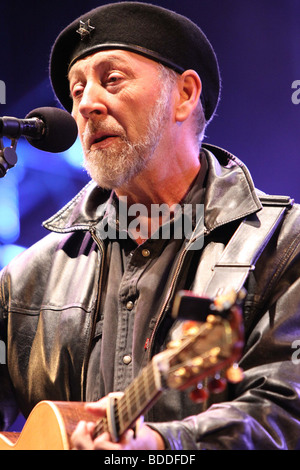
[{"x1": 82, "y1": 87, "x2": 172, "y2": 190}]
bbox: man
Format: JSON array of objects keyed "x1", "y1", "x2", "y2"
[{"x1": 1, "y1": 2, "x2": 300, "y2": 450}]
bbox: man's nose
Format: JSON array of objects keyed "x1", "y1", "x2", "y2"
[{"x1": 79, "y1": 82, "x2": 108, "y2": 118}]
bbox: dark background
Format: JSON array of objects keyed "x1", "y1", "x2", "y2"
[{"x1": 1, "y1": 0, "x2": 299, "y2": 431}]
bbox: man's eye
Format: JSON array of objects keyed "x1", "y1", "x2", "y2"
[
  {"x1": 71, "y1": 85, "x2": 84, "y2": 98},
  {"x1": 106, "y1": 73, "x2": 123, "y2": 85}
]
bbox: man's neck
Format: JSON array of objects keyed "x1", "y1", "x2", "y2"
[
  {"x1": 116, "y1": 151, "x2": 201, "y2": 208},
  {"x1": 115, "y1": 149, "x2": 201, "y2": 244}
]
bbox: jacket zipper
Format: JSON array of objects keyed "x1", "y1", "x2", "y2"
[{"x1": 80, "y1": 226, "x2": 106, "y2": 401}]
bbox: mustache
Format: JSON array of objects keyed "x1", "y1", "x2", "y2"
[{"x1": 82, "y1": 120, "x2": 127, "y2": 149}]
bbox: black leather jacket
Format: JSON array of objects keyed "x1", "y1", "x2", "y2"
[{"x1": 1, "y1": 144, "x2": 300, "y2": 449}]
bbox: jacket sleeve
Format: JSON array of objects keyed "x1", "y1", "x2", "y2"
[
  {"x1": 0, "y1": 267, "x2": 20, "y2": 431},
  {"x1": 149, "y1": 212, "x2": 300, "y2": 450}
]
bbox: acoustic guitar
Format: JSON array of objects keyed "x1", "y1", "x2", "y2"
[{"x1": 0, "y1": 289, "x2": 244, "y2": 450}]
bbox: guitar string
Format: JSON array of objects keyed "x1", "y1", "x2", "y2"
[
  {"x1": 114, "y1": 326, "x2": 223, "y2": 423},
  {"x1": 93, "y1": 363, "x2": 155, "y2": 438},
  {"x1": 115, "y1": 322, "x2": 224, "y2": 415},
  {"x1": 95, "y1": 323, "x2": 229, "y2": 436},
  {"x1": 115, "y1": 344, "x2": 229, "y2": 432},
  {"x1": 93, "y1": 362, "x2": 157, "y2": 437},
  {"x1": 115, "y1": 357, "x2": 214, "y2": 428},
  {"x1": 114, "y1": 363, "x2": 157, "y2": 428},
  {"x1": 93, "y1": 344, "x2": 227, "y2": 439}
]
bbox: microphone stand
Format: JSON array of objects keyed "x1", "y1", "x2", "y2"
[{"x1": 0, "y1": 137, "x2": 18, "y2": 178}]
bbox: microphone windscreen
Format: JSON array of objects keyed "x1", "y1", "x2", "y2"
[{"x1": 25, "y1": 107, "x2": 78, "y2": 153}]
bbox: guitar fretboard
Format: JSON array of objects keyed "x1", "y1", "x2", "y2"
[
  {"x1": 116, "y1": 360, "x2": 163, "y2": 436},
  {"x1": 93, "y1": 359, "x2": 163, "y2": 440}
]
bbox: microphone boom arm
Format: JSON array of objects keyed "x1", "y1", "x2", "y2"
[
  {"x1": 0, "y1": 116, "x2": 44, "y2": 177},
  {"x1": 0, "y1": 136, "x2": 18, "y2": 178}
]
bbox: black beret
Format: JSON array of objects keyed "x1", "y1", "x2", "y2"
[{"x1": 50, "y1": 2, "x2": 221, "y2": 122}]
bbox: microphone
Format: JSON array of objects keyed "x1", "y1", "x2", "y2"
[{"x1": 0, "y1": 107, "x2": 78, "y2": 153}]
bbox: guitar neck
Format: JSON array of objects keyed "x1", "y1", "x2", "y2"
[
  {"x1": 92, "y1": 291, "x2": 245, "y2": 442},
  {"x1": 93, "y1": 359, "x2": 164, "y2": 440}
]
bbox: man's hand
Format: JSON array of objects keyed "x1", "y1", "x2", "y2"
[{"x1": 71, "y1": 395, "x2": 165, "y2": 450}]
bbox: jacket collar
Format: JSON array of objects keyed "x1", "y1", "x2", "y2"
[
  {"x1": 43, "y1": 143, "x2": 262, "y2": 234},
  {"x1": 202, "y1": 143, "x2": 262, "y2": 232},
  {"x1": 43, "y1": 181, "x2": 111, "y2": 233}
]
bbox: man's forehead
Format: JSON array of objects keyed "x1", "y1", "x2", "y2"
[{"x1": 68, "y1": 49, "x2": 157, "y2": 79}]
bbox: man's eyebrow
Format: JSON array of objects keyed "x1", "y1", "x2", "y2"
[{"x1": 68, "y1": 54, "x2": 134, "y2": 80}]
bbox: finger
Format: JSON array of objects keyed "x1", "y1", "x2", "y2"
[
  {"x1": 133, "y1": 415, "x2": 144, "y2": 436},
  {"x1": 119, "y1": 429, "x2": 136, "y2": 448},
  {"x1": 92, "y1": 431, "x2": 127, "y2": 450},
  {"x1": 84, "y1": 392, "x2": 124, "y2": 414},
  {"x1": 84, "y1": 396, "x2": 109, "y2": 418},
  {"x1": 71, "y1": 420, "x2": 95, "y2": 450}
]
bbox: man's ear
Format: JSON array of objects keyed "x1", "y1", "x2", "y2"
[{"x1": 175, "y1": 70, "x2": 202, "y2": 123}]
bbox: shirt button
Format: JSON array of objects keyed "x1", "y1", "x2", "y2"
[
  {"x1": 142, "y1": 248, "x2": 150, "y2": 258},
  {"x1": 123, "y1": 355, "x2": 132, "y2": 365},
  {"x1": 126, "y1": 300, "x2": 134, "y2": 311}
]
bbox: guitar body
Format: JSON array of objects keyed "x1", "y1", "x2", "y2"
[
  {"x1": 0, "y1": 401, "x2": 98, "y2": 450},
  {"x1": 0, "y1": 290, "x2": 244, "y2": 450}
]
